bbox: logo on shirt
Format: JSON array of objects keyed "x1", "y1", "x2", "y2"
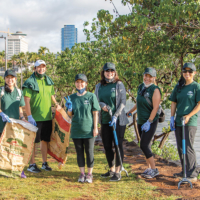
[
  {"x1": 111, "y1": 88, "x2": 116, "y2": 92},
  {"x1": 187, "y1": 91, "x2": 193, "y2": 96},
  {"x1": 84, "y1": 100, "x2": 89, "y2": 105},
  {"x1": 16, "y1": 96, "x2": 20, "y2": 101}
]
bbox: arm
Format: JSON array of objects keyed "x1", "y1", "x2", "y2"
[
  {"x1": 171, "y1": 102, "x2": 177, "y2": 117},
  {"x1": 184, "y1": 101, "x2": 200, "y2": 124},
  {"x1": 93, "y1": 111, "x2": 98, "y2": 137},
  {"x1": 51, "y1": 95, "x2": 61, "y2": 110},
  {"x1": 114, "y1": 82, "x2": 126, "y2": 118},
  {"x1": 149, "y1": 88, "x2": 161, "y2": 121},
  {"x1": 127, "y1": 103, "x2": 137, "y2": 117},
  {"x1": 19, "y1": 107, "x2": 28, "y2": 122},
  {"x1": 24, "y1": 96, "x2": 32, "y2": 116},
  {"x1": 67, "y1": 110, "x2": 73, "y2": 117}
]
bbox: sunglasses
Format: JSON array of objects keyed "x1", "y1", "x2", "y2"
[
  {"x1": 183, "y1": 69, "x2": 193, "y2": 73},
  {"x1": 105, "y1": 69, "x2": 115, "y2": 72}
]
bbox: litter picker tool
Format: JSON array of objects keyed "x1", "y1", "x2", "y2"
[
  {"x1": 178, "y1": 117, "x2": 192, "y2": 189},
  {"x1": 107, "y1": 105, "x2": 129, "y2": 177}
]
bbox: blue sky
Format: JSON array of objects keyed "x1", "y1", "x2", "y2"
[{"x1": 0, "y1": 0, "x2": 130, "y2": 53}]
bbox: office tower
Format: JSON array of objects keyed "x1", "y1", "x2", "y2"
[
  {"x1": 7, "y1": 31, "x2": 28, "y2": 60},
  {"x1": 61, "y1": 25, "x2": 78, "y2": 51}
]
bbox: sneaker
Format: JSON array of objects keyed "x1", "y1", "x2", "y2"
[
  {"x1": 85, "y1": 173, "x2": 93, "y2": 183},
  {"x1": 21, "y1": 171, "x2": 27, "y2": 178},
  {"x1": 144, "y1": 168, "x2": 159, "y2": 179},
  {"x1": 100, "y1": 171, "x2": 115, "y2": 178},
  {"x1": 141, "y1": 168, "x2": 151, "y2": 177},
  {"x1": 27, "y1": 163, "x2": 41, "y2": 173},
  {"x1": 41, "y1": 162, "x2": 52, "y2": 171},
  {"x1": 109, "y1": 173, "x2": 121, "y2": 182},
  {"x1": 173, "y1": 171, "x2": 183, "y2": 178},
  {"x1": 78, "y1": 173, "x2": 85, "y2": 183}
]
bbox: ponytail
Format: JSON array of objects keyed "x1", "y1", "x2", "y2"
[{"x1": 177, "y1": 75, "x2": 185, "y2": 93}]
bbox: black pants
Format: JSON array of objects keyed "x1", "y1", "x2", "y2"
[
  {"x1": 73, "y1": 137, "x2": 95, "y2": 168},
  {"x1": 101, "y1": 120, "x2": 126, "y2": 168},
  {"x1": 137, "y1": 120, "x2": 158, "y2": 159},
  {"x1": 175, "y1": 126, "x2": 199, "y2": 177}
]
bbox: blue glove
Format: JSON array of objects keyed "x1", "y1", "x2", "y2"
[
  {"x1": 109, "y1": 116, "x2": 117, "y2": 129},
  {"x1": 170, "y1": 116, "x2": 176, "y2": 131},
  {"x1": 0, "y1": 112, "x2": 11, "y2": 123},
  {"x1": 141, "y1": 120, "x2": 151, "y2": 132},
  {"x1": 64, "y1": 96, "x2": 72, "y2": 112},
  {"x1": 28, "y1": 115, "x2": 37, "y2": 126}
]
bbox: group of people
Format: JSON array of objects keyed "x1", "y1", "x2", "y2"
[{"x1": 0, "y1": 60, "x2": 199, "y2": 183}]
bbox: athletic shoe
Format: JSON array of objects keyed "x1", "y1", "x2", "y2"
[
  {"x1": 78, "y1": 173, "x2": 85, "y2": 183},
  {"x1": 141, "y1": 168, "x2": 151, "y2": 177},
  {"x1": 173, "y1": 171, "x2": 183, "y2": 178},
  {"x1": 109, "y1": 173, "x2": 121, "y2": 182},
  {"x1": 85, "y1": 173, "x2": 93, "y2": 183},
  {"x1": 41, "y1": 162, "x2": 52, "y2": 171},
  {"x1": 100, "y1": 171, "x2": 115, "y2": 178},
  {"x1": 144, "y1": 168, "x2": 159, "y2": 179},
  {"x1": 27, "y1": 163, "x2": 41, "y2": 173},
  {"x1": 21, "y1": 171, "x2": 27, "y2": 178}
]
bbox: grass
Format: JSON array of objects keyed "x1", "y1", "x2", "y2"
[{"x1": 0, "y1": 140, "x2": 178, "y2": 200}]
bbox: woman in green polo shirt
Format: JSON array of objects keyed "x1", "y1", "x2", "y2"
[
  {"x1": 65, "y1": 74, "x2": 100, "y2": 183},
  {"x1": 169, "y1": 63, "x2": 200, "y2": 181},
  {"x1": 127, "y1": 67, "x2": 161, "y2": 179},
  {"x1": 0, "y1": 69, "x2": 27, "y2": 178},
  {"x1": 95, "y1": 63, "x2": 129, "y2": 182}
]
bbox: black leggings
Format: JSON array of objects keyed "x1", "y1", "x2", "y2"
[
  {"x1": 101, "y1": 120, "x2": 126, "y2": 168},
  {"x1": 137, "y1": 120, "x2": 158, "y2": 159},
  {"x1": 73, "y1": 137, "x2": 95, "y2": 168}
]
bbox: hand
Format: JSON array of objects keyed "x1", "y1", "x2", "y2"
[
  {"x1": 183, "y1": 115, "x2": 190, "y2": 124},
  {"x1": 22, "y1": 118, "x2": 29, "y2": 123},
  {"x1": 27, "y1": 115, "x2": 37, "y2": 126},
  {"x1": 56, "y1": 104, "x2": 62, "y2": 110},
  {"x1": 0, "y1": 112, "x2": 11, "y2": 123},
  {"x1": 102, "y1": 106, "x2": 108, "y2": 112},
  {"x1": 141, "y1": 120, "x2": 151, "y2": 132},
  {"x1": 126, "y1": 112, "x2": 132, "y2": 118},
  {"x1": 64, "y1": 96, "x2": 72, "y2": 112},
  {"x1": 170, "y1": 116, "x2": 175, "y2": 131},
  {"x1": 109, "y1": 116, "x2": 117, "y2": 129},
  {"x1": 93, "y1": 127, "x2": 98, "y2": 137}
]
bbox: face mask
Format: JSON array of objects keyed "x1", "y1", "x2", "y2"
[
  {"x1": 4, "y1": 83, "x2": 12, "y2": 93},
  {"x1": 143, "y1": 82, "x2": 153, "y2": 88},
  {"x1": 76, "y1": 88, "x2": 86, "y2": 94},
  {"x1": 105, "y1": 77, "x2": 115, "y2": 83},
  {"x1": 36, "y1": 71, "x2": 45, "y2": 78}
]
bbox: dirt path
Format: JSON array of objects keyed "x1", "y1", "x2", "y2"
[{"x1": 95, "y1": 140, "x2": 200, "y2": 199}]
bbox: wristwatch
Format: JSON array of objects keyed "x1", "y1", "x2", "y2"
[
  {"x1": 148, "y1": 119, "x2": 153, "y2": 123},
  {"x1": 20, "y1": 116, "x2": 25, "y2": 120}
]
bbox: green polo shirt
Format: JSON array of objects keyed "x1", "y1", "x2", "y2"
[
  {"x1": 69, "y1": 92, "x2": 100, "y2": 139},
  {"x1": 98, "y1": 82, "x2": 117, "y2": 124},
  {"x1": 137, "y1": 83, "x2": 161, "y2": 125},
  {"x1": 23, "y1": 76, "x2": 55, "y2": 121},
  {"x1": 0, "y1": 87, "x2": 25, "y2": 133},
  {"x1": 169, "y1": 81, "x2": 200, "y2": 126}
]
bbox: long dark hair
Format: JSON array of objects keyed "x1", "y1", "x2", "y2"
[
  {"x1": 100, "y1": 70, "x2": 121, "y2": 85},
  {"x1": 177, "y1": 75, "x2": 185, "y2": 93}
]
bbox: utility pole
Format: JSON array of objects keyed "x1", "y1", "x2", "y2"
[
  {"x1": 21, "y1": 60, "x2": 23, "y2": 90},
  {"x1": 5, "y1": 37, "x2": 7, "y2": 70}
]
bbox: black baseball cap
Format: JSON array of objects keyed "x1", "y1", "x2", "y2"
[
  {"x1": 75, "y1": 74, "x2": 87, "y2": 82},
  {"x1": 103, "y1": 62, "x2": 116, "y2": 71},
  {"x1": 143, "y1": 67, "x2": 156, "y2": 77},
  {"x1": 4, "y1": 69, "x2": 17, "y2": 78},
  {"x1": 183, "y1": 62, "x2": 196, "y2": 71}
]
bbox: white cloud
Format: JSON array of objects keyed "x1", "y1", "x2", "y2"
[{"x1": 0, "y1": 0, "x2": 130, "y2": 53}]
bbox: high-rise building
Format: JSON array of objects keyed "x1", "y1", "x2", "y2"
[
  {"x1": 7, "y1": 31, "x2": 28, "y2": 60},
  {"x1": 61, "y1": 25, "x2": 78, "y2": 51}
]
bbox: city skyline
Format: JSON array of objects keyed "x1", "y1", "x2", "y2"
[{"x1": 0, "y1": 0, "x2": 130, "y2": 53}]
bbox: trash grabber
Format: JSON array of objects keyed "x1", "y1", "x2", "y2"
[
  {"x1": 178, "y1": 117, "x2": 192, "y2": 189},
  {"x1": 107, "y1": 105, "x2": 129, "y2": 177}
]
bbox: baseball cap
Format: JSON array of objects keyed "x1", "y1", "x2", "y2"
[
  {"x1": 103, "y1": 62, "x2": 116, "y2": 71},
  {"x1": 183, "y1": 62, "x2": 196, "y2": 71},
  {"x1": 4, "y1": 69, "x2": 17, "y2": 78},
  {"x1": 34, "y1": 60, "x2": 46, "y2": 67},
  {"x1": 143, "y1": 67, "x2": 156, "y2": 77},
  {"x1": 75, "y1": 74, "x2": 87, "y2": 82}
]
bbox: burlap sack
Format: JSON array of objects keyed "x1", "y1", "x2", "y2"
[
  {"x1": 0, "y1": 119, "x2": 37, "y2": 178},
  {"x1": 48, "y1": 108, "x2": 71, "y2": 164}
]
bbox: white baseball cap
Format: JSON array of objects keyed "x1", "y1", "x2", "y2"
[{"x1": 34, "y1": 60, "x2": 46, "y2": 67}]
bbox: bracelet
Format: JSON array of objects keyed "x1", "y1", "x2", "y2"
[{"x1": 20, "y1": 116, "x2": 25, "y2": 120}]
